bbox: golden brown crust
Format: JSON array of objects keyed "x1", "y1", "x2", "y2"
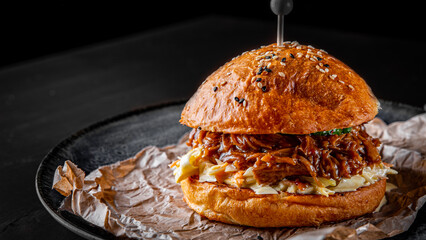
[
  {"x1": 180, "y1": 43, "x2": 378, "y2": 134},
  {"x1": 180, "y1": 177, "x2": 386, "y2": 227}
]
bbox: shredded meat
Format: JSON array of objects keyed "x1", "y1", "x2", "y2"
[{"x1": 188, "y1": 125, "x2": 381, "y2": 185}]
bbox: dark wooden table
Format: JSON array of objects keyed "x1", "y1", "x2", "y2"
[{"x1": 0, "y1": 16, "x2": 425, "y2": 239}]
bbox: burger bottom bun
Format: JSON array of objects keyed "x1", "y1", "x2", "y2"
[{"x1": 180, "y1": 177, "x2": 386, "y2": 227}]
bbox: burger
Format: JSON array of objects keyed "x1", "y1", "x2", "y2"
[{"x1": 169, "y1": 42, "x2": 397, "y2": 227}]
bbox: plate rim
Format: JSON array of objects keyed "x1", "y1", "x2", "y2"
[{"x1": 35, "y1": 100, "x2": 186, "y2": 239}]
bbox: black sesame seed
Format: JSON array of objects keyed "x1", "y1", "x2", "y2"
[
  {"x1": 257, "y1": 67, "x2": 264, "y2": 75},
  {"x1": 264, "y1": 68, "x2": 272, "y2": 73},
  {"x1": 234, "y1": 97, "x2": 239, "y2": 102},
  {"x1": 261, "y1": 86, "x2": 267, "y2": 92},
  {"x1": 197, "y1": 126, "x2": 202, "y2": 130},
  {"x1": 239, "y1": 98, "x2": 245, "y2": 103},
  {"x1": 265, "y1": 55, "x2": 271, "y2": 59},
  {"x1": 290, "y1": 53, "x2": 295, "y2": 58},
  {"x1": 257, "y1": 236, "x2": 264, "y2": 240},
  {"x1": 324, "y1": 64, "x2": 330, "y2": 68},
  {"x1": 281, "y1": 57, "x2": 286, "y2": 62},
  {"x1": 213, "y1": 86, "x2": 218, "y2": 92},
  {"x1": 316, "y1": 56, "x2": 323, "y2": 61},
  {"x1": 256, "y1": 78, "x2": 262, "y2": 82}
]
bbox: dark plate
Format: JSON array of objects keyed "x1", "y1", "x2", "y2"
[{"x1": 35, "y1": 100, "x2": 425, "y2": 240}]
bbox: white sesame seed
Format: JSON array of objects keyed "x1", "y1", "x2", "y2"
[
  {"x1": 221, "y1": 81, "x2": 228, "y2": 86},
  {"x1": 310, "y1": 57, "x2": 317, "y2": 62},
  {"x1": 330, "y1": 74, "x2": 337, "y2": 80},
  {"x1": 243, "y1": 100, "x2": 247, "y2": 107},
  {"x1": 319, "y1": 62, "x2": 323, "y2": 67},
  {"x1": 338, "y1": 80, "x2": 345, "y2": 84},
  {"x1": 307, "y1": 49, "x2": 313, "y2": 54},
  {"x1": 267, "y1": 62, "x2": 272, "y2": 68},
  {"x1": 317, "y1": 51, "x2": 323, "y2": 56},
  {"x1": 272, "y1": 55, "x2": 279, "y2": 60},
  {"x1": 324, "y1": 68, "x2": 329, "y2": 72},
  {"x1": 296, "y1": 52, "x2": 303, "y2": 58},
  {"x1": 257, "y1": 82, "x2": 263, "y2": 88},
  {"x1": 320, "y1": 49, "x2": 328, "y2": 54},
  {"x1": 290, "y1": 41, "x2": 299, "y2": 48},
  {"x1": 296, "y1": 45, "x2": 302, "y2": 49},
  {"x1": 226, "y1": 72, "x2": 232, "y2": 76},
  {"x1": 319, "y1": 68, "x2": 325, "y2": 73},
  {"x1": 278, "y1": 72, "x2": 285, "y2": 77},
  {"x1": 305, "y1": 54, "x2": 310, "y2": 58},
  {"x1": 280, "y1": 62, "x2": 286, "y2": 66},
  {"x1": 348, "y1": 84, "x2": 355, "y2": 90},
  {"x1": 308, "y1": 45, "x2": 314, "y2": 49}
]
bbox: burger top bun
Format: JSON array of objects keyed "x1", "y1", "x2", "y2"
[{"x1": 180, "y1": 43, "x2": 379, "y2": 134}]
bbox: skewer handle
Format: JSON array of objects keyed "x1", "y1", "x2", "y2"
[{"x1": 270, "y1": 0, "x2": 293, "y2": 46}]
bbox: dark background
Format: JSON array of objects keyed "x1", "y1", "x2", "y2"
[
  {"x1": 1, "y1": 1, "x2": 425, "y2": 239},
  {"x1": 1, "y1": 1, "x2": 424, "y2": 68}
]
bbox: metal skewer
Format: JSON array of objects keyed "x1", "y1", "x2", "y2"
[
  {"x1": 277, "y1": 14, "x2": 284, "y2": 46},
  {"x1": 270, "y1": 0, "x2": 293, "y2": 46}
]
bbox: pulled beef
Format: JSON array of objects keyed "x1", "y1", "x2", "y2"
[{"x1": 188, "y1": 125, "x2": 381, "y2": 185}]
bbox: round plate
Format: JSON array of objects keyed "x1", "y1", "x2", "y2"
[{"x1": 35, "y1": 100, "x2": 424, "y2": 239}]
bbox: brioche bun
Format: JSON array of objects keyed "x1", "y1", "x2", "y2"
[
  {"x1": 176, "y1": 42, "x2": 386, "y2": 228},
  {"x1": 181, "y1": 177, "x2": 386, "y2": 227},
  {"x1": 180, "y1": 43, "x2": 378, "y2": 134}
]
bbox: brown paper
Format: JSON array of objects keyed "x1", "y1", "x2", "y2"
[
  {"x1": 53, "y1": 113, "x2": 426, "y2": 239},
  {"x1": 53, "y1": 160, "x2": 85, "y2": 197}
]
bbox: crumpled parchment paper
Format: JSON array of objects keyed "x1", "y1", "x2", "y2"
[{"x1": 53, "y1": 113, "x2": 426, "y2": 240}]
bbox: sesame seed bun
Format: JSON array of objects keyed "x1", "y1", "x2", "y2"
[
  {"x1": 180, "y1": 43, "x2": 379, "y2": 134},
  {"x1": 180, "y1": 177, "x2": 386, "y2": 227},
  {"x1": 175, "y1": 42, "x2": 386, "y2": 228}
]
